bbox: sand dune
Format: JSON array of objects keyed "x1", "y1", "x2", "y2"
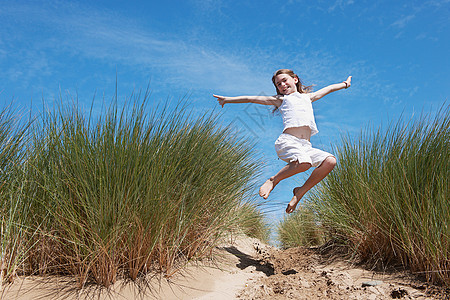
[{"x1": 1, "y1": 235, "x2": 447, "y2": 299}]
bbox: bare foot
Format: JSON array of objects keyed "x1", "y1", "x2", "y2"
[
  {"x1": 259, "y1": 178, "x2": 275, "y2": 199},
  {"x1": 286, "y1": 187, "x2": 302, "y2": 214}
]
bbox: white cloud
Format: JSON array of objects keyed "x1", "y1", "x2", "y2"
[
  {"x1": 1, "y1": 1, "x2": 281, "y2": 97},
  {"x1": 328, "y1": 0, "x2": 355, "y2": 12},
  {"x1": 391, "y1": 14, "x2": 415, "y2": 29},
  {"x1": 0, "y1": 0, "x2": 383, "y2": 111},
  {"x1": 0, "y1": 5, "x2": 227, "y2": 94}
]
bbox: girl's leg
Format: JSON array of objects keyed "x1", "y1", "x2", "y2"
[
  {"x1": 259, "y1": 161, "x2": 312, "y2": 199},
  {"x1": 286, "y1": 156, "x2": 336, "y2": 214}
]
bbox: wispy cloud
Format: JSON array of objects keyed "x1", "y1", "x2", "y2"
[
  {"x1": 328, "y1": 0, "x2": 355, "y2": 12},
  {"x1": 390, "y1": 0, "x2": 449, "y2": 31},
  {"x1": 391, "y1": 14, "x2": 415, "y2": 29},
  {"x1": 0, "y1": 1, "x2": 388, "y2": 109},
  {"x1": 0, "y1": 1, "x2": 273, "y2": 96}
]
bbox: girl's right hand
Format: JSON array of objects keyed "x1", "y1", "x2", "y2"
[{"x1": 213, "y1": 94, "x2": 226, "y2": 107}]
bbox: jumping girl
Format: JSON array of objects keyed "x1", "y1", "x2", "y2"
[{"x1": 214, "y1": 69, "x2": 352, "y2": 213}]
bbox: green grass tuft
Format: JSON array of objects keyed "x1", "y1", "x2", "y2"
[
  {"x1": 0, "y1": 105, "x2": 33, "y2": 285},
  {"x1": 0, "y1": 93, "x2": 269, "y2": 289},
  {"x1": 309, "y1": 104, "x2": 449, "y2": 285},
  {"x1": 277, "y1": 204, "x2": 325, "y2": 249}
]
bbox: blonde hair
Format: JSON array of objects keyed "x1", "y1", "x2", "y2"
[{"x1": 272, "y1": 69, "x2": 312, "y2": 95}]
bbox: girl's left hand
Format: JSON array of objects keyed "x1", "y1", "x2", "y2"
[{"x1": 344, "y1": 76, "x2": 352, "y2": 89}]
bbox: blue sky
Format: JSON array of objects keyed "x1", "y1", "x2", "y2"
[{"x1": 1, "y1": 0, "x2": 449, "y2": 226}]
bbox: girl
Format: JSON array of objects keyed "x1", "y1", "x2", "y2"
[{"x1": 214, "y1": 69, "x2": 352, "y2": 213}]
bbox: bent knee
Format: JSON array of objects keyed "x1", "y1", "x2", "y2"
[{"x1": 324, "y1": 156, "x2": 337, "y2": 169}]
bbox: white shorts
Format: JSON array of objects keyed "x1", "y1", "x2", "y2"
[{"x1": 275, "y1": 133, "x2": 334, "y2": 167}]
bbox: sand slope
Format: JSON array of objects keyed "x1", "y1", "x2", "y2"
[
  {"x1": 238, "y1": 245, "x2": 447, "y2": 299},
  {"x1": 0, "y1": 235, "x2": 264, "y2": 300},
  {"x1": 1, "y1": 235, "x2": 447, "y2": 299}
]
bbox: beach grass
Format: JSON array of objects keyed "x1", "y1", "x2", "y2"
[
  {"x1": 0, "y1": 92, "x2": 267, "y2": 288},
  {"x1": 235, "y1": 200, "x2": 271, "y2": 243},
  {"x1": 297, "y1": 104, "x2": 449, "y2": 285},
  {"x1": 277, "y1": 204, "x2": 325, "y2": 249},
  {"x1": 0, "y1": 106, "x2": 34, "y2": 286}
]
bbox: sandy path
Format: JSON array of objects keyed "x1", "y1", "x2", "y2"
[
  {"x1": 143, "y1": 235, "x2": 270, "y2": 299},
  {"x1": 0, "y1": 235, "x2": 266, "y2": 300},
  {"x1": 238, "y1": 246, "x2": 447, "y2": 299},
  {"x1": 1, "y1": 235, "x2": 447, "y2": 299}
]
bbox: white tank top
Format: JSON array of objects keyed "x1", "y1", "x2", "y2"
[{"x1": 278, "y1": 92, "x2": 318, "y2": 136}]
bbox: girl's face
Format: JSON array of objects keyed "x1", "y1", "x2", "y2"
[{"x1": 274, "y1": 74, "x2": 298, "y2": 95}]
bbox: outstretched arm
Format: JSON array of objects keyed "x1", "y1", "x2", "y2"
[
  {"x1": 213, "y1": 94, "x2": 282, "y2": 108},
  {"x1": 309, "y1": 76, "x2": 352, "y2": 102}
]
